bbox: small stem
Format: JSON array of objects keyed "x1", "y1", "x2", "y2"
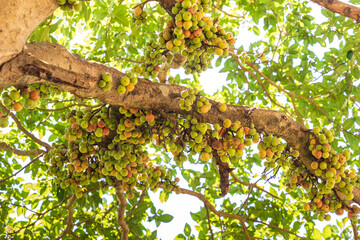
[
  {"x1": 0, "y1": 153, "x2": 43, "y2": 184},
  {"x1": 205, "y1": 204, "x2": 215, "y2": 240},
  {"x1": 0, "y1": 103, "x2": 51, "y2": 150}
]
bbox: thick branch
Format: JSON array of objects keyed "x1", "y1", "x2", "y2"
[
  {"x1": 115, "y1": 186, "x2": 129, "y2": 240},
  {"x1": 1, "y1": 42, "x2": 360, "y2": 205},
  {"x1": 0, "y1": 0, "x2": 58, "y2": 65},
  {"x1": 311, "y1": 0, "x2": 360, "y2": 22}
]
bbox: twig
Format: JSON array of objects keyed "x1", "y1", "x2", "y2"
[
  {"x1": 205, "y1": 204, "x2": 215, "y2": 240},
  {"x1": 102, "y1": 204, "x2": 116, "y2": 220},
  {"x1": 117, "y1": 57, "x2": 144, "y2": 64},
  {"x1": 0, "y1": 103, "x2": 51, "y2": 150},
  {"x1": 240, "y1": 219, "x2": 251, "y2": 240},
  {"x1": 290, "y1": 96, "x2": 304, "y2": 124},
  {"x1": 9, "y1": 187, "x2": 101, "y2": 235},
  {"x1": 125, "y1": 189, "x2": 146, "y2": 221},
  {"x1": 159, "y1": 185, "x2": 306, "y2": 240},
  {"x1": 46, "y1": 14, "x2": 54, "y2": 26},
  {"x1": 133, "y1": 0, "x2": 155, "y2": 9},
  {"x1": 31, "y1": 111, "x2": 52, "y2": 132},
  {"x1": 0, "y1": 153, "x2": 43, "y2": 184},
  {"x1": 115, "y1": 186, "x2": 129, "y2": 240},
  {"x1": 245, "y1": 61, "x2": 312, "y2": 101},
  {"x1": 230, "y1": 54, "x2": 293, "y2": 117},
  {"x1": 0, "y1": 142, "x2": 45, "y2": 156},
  {"x1": 69, "y1": 231, "x2": 81, "y2": 240},
  {"x1": 238, "y1": 186, "x2": 253, "y2": 214},
  {"x1": 230, "y1": 172, "x2": 280, "y2": 200},
  {"x1": 214, "y1": 6, "x2": 245, "y2": 19}
]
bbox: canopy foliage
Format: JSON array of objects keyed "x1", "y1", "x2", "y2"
[{"x1": 1, "y1": 0, "x2": 360, "y2": 239}]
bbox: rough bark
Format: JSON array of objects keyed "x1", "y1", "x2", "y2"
[
  {"x1": 311, "y1": 0, "x2": 360, "y2": 22},
  {"x1": 0, "y1": 0, "x2": 58, "y2": 65},
  {"x1": 0, "y1": 42, "x2": 360, "y2": 205}
]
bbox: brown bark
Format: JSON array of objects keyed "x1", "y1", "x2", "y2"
[
  {"x1": 1, "y1": 42, "x2": 360, "y2": 206},
  {"x1": 311, "y1": 0, "x2": 360, "y2": 22},
  {"x1": 0, "y1": 0, "x2": 58, "y2": 65}
]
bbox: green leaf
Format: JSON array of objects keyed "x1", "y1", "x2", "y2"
[
  {"x1": 322, "y1": 225, "x2": 331, "y2": 238},
  {"x1": 343, "y1": 117, "x2": 355, "y2": 130},
  {"x1": 184, "y1": 223, "x2": 191, "y2": 237},
  {"x1": 253, "y1": 26, "x2": 260, "y2": 36},
  {"x1": 36, "y1": 26, "x2": 50, "y2": 42},
  {"x1": 346, "y1": 50, "x2": 354, "y2": 60},
  {"x1": 158, "y1": 214, "x2": 174, "y2": 223},
  {"x1": 312, "y1": 229, "x2": 322, "y2": 240},
  {"x1": 56, "y1": 187, "x2": 65, "y2": 202},
  {"x1": 48, "y1": 134, "x2": 58, "y2": 142},
  {"x1": 159, "y1": 191, "x2": 169, "y2": 203}
]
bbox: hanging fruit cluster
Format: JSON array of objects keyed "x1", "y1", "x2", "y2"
[
  {"x1": 25, "y1": 82, "x2": 359, "y2": 221},
  {"x1": 179, "y1": 88, "x2": 198, "y2": 111},
  {"x1": 0, "y1": 84, "x2": 61, "y2": 114},
  {"x1": 129, "y1": 0, "x2": 236, "y2": 81},
  {"x1": 132, "y1": 7, "x2": 148, "y2": 25},
  {"x1": 159, "y1": 0, "x2": 236, "y2": 74},
  {"x1": 280, "y1": 127, "x2": 360, "y2": 222},
  {"x1": 45, "y1": 106, "x2": 180, "y2": 199},
  {"x1": 138, "y1": 40, "x2": 163, "y2": 79}
]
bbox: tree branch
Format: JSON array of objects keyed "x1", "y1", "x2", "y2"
[
  {"x1": 0, "y1": 0, "x2": 58, "y2": 65},
  {"x1": 311, "y1": 0, "x2": 360, "y2": 22},
  {"x1": 69, "y1": 231, "x2": 81, "y2": 240},
  {"x1": 0, "y1": 153, "x2": 43, "y2": 184},
  {"x1": 0, "y1": 142, "x2": 45, "y2": 156},
  {"x1": 2, "y1": 42, "x2": 360, "y2": 206},
  {"x1": 0, "y1": 102, "x2": 52, "y2": 150},
  {"x1": 240, "y1": 219, "x2": 251, "y2": 240},
  {"x1": 115, "y1": 186, "x2": 129, "y2": 240},
  {"x1": 125, "y1": 189, "x2": 146, "y2": 221},
  {"x1": 353, "y1": 222, "x2": 359, "y2": 240},
  {"x1": 55, "y1": 195, "x2": 77, "y2": 240},
  {"x1": 230, "y1": 172, "x2": 280, "y2": 200},
  {"x1": 204, "y1": 204, "x2": 215, "y2": 240}
]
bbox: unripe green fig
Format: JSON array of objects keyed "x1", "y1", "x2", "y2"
[
  {"x1": 74, "y1": 3, "x2": 82, "y2": 11},
  {"x1": 102, "y1": 72, "x2": 112, "y2": 82}
]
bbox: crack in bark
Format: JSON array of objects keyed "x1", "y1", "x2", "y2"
[{"x1": 20, "y1": 64, "x2": 86, "y2": 89}]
